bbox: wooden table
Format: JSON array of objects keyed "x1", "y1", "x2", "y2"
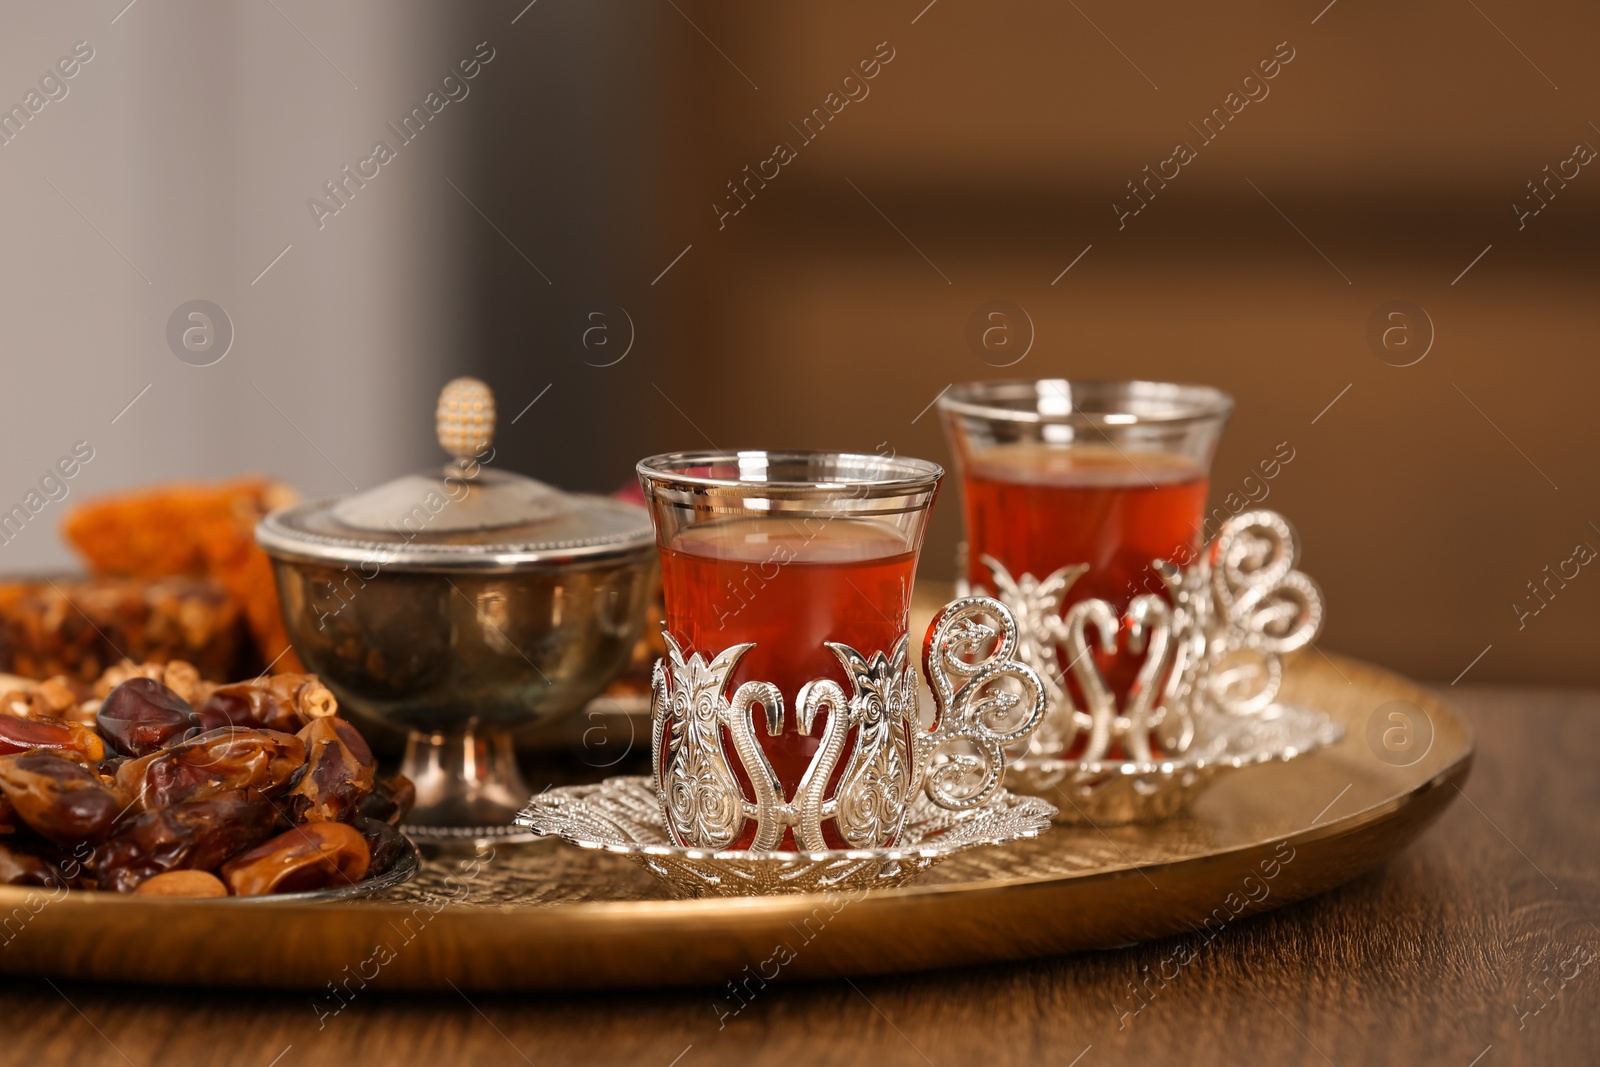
[{"x1": 4, "y1": 684, "x2": 1594, "y2": 1067}]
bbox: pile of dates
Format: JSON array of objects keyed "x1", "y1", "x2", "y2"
[{"x1": 0, "y1": 661, "x2": 413, "y2": 897}]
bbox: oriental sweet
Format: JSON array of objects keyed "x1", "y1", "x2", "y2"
[
  {"x1": 61, "y1": 477, "x2": 303, "y2": 673},
  {"x1": 0, "y1": 577, "x2": 244, "y2": 683}
]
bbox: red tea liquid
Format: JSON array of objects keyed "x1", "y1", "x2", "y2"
[
  {"x1": 963, "y1": 444, "x2": 1207, "y2": 753},
  {"x1": 659, "y1": 516, "x2": 916, "y2": 842}
]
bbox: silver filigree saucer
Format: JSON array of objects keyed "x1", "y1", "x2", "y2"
[
  {"x1": 515, "y1": 776, "x2": 1057, "y2": 897},
  {"x1": 1010, "y1": 701, "x2": 1345, "y2": 824}
]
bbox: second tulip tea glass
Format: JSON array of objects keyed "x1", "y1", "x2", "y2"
[{"x1": 939, "y1": 380, "x2": 1232, "y2": 760}]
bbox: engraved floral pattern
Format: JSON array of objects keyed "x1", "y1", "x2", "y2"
[
  {"x1": 970, "y1": 508, "x2": 1326, "y2": 768},
  {"x1": 824, "y1": 640, "x2": 917, "y2": 848},
  {"x1": 648, "y1": 596, "x2": 1046, "y2": 850},
  {"x1": 652, "y1": 636, "x2": 775, "y2": 849}
]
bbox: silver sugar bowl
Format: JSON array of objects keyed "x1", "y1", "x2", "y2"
[{"x1": 257, "y1": 378, "x2": 656, "y2": 835}]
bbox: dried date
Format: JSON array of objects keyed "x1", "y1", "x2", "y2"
[
  {"x1": 357, "y1": 773, "x2": 417, "y2": 828},
  {"x1": 0, "y1": 842, "x2": 61, "y2": 887},
  {"x1": 115, "y1": 727, "x2": 306, "y2": 809},
  {"x1": 195, "y1": 674, "x2": 336, "y2": 733},
  {"x1": 220, "y1": 821, "x2": 369, "y2": 896},
  {"x1": 288, "y1": 717, "x2": 375, "y2": 824},
  {"x1": 0, "y1": 752, "x2": 126, "y2": 845},
  {"x1": 96, "y1": 788, "x2": 277, "y2": 893},
  {"x1": 354, "y1": 816, "x2": 410, "y2": 876},
  {"x1": 0, "y1": 717, "x2": 104, "y2": 762},
  {"x1": 96, "y1": 677, "x2": 201, "y2": 757}
]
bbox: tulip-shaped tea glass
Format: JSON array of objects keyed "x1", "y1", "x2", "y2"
[
  {"x1": 637, "y1": 449, "x2": 1046, "y2": 852},
  {"x1": 939, "y1": 380, "x2": 1232, "y2": 761}
]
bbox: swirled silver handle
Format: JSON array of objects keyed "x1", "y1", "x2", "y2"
[
  {"x1": 918, "y1": 596, "x2": 1047, "y2": 811},
  {"x1": 1210, "y1": 509, "x2": 1323, "y2": 655}
]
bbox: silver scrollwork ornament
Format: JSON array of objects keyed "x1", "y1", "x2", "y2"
[
  {"x1": 917, "y1": 596, "x2": 1049, "y2": 810},
  {"x1": 649, "y1": 595, "x2": 1046, "y2": 851},
  {"x1": 961, "y1": 509, "x2": 1325, "y2": 766}
]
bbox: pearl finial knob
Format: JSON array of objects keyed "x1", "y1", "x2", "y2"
[{"x1": 436, "y1": 377, "x2": 495, "y2": 464}]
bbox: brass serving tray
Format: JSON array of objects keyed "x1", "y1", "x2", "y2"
[{"x1": 0, "y1": 652, "x2": 1470, "y2": 990}]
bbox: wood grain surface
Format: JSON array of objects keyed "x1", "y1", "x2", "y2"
[{"x1": 2, "y1": 683, "x2": 1594, "y2": 1067}]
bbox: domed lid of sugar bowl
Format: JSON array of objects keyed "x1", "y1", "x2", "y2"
[{"x1": 256, "y1": 377, "x2": 655, "y2": 571}]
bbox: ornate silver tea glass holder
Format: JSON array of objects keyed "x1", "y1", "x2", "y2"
[
  {"x1": 516, "y1": 596, "x2": 1060, "y2": 896},
  {"x1": 959, "y1": 509, "x2": 1343, "y2": 824}
]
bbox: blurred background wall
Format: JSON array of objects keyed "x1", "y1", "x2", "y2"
[
  {"x1": 0, "y1": 0, "x2": 1595, "y2": 685},
  {"x1": 0, "y1": 0, "x2": 469, "y2": 563}
]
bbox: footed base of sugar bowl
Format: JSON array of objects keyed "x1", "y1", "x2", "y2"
[{"x1": 398, "y1": 722, "x2": 544, "y2": 845}]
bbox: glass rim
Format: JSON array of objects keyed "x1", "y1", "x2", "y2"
[
  {"x1": 636, "y1": 449, "x2": 943, "y2": 497},
  {"x1": 938, "y1": 379, "x2": 1234, "y2": 427}
]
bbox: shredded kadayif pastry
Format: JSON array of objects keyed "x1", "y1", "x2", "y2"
[{"x1": 61, "y1": 477, "x2": 303, "y2": 673}]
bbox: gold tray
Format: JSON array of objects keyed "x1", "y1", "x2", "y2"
[{"x1": 0, "y1": 652, "x2": 1469, "y2": 990}]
